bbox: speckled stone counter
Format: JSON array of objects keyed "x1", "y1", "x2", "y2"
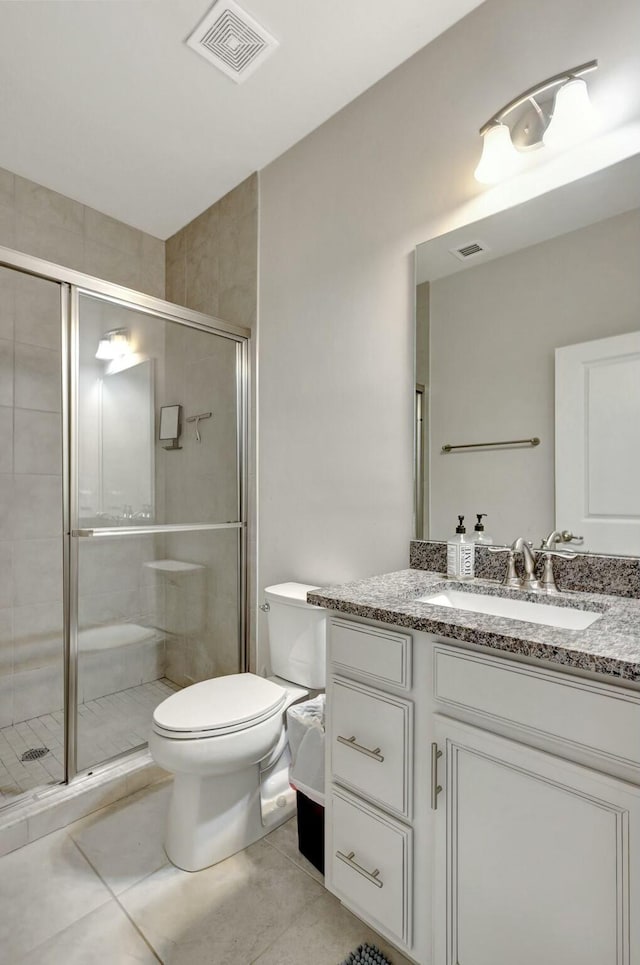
[{"x1": 307, "y1": 569, "x2": 640, "y2": 684}]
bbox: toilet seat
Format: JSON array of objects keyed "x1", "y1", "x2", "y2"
[{"x1": 152, "y1": 673, "x2": 287, "y2": 740}]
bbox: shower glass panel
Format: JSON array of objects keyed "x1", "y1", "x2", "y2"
[
  {"x1": 0, "y1": 267, "x2": 65, "y2": 803},
  {"x1": 73, "y1": 292, "x2": 245, "y2": 776},
  {"x1": 77, "y1": 295, "x2": 240, "y2": 528},
  {"x1": 76, "y1": 528, "x2": 241, "y2": 772}
]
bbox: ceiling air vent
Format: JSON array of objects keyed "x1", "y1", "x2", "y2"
[
  {"x1": 186, "y1": 0, "x2": 278, "y2": 84},
  {"x1": 449, "y1": 240, "x2": 490, "y2": 262}
]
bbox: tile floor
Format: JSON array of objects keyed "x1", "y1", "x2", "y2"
[
  {"x1": 0, "y1": 781, "x2": 414, "y2": 964},
  {"x1": 0, "y1": 679, "x2": 178, "y2": 802}
]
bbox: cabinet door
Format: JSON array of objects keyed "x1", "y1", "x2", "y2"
[{"x1": 433, "y1": 717, "x2": 640, "y2": 965}]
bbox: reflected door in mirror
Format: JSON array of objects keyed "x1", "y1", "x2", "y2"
[{"x1": 556, "y1": 331, "x2": 640, "y2": 556}]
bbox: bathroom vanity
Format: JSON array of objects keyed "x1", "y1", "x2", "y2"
[{"x1": 309, "y1": 564, "x2": 640, "y2": 965}]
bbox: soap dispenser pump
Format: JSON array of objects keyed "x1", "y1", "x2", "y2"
[
  {"x1": 473, "y1": 513, "x2": 493, "y2": 544},
  {"x1": 447, "y1": 515, "x2": 475, "y2": 581}
]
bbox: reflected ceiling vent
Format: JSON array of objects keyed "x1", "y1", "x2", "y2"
[
  {"x1": 449, "y1": 240, "x2": 490, "y2": 262},
  {"x1": 186, "y1": 0, "x2": 279, "y2": 84}
]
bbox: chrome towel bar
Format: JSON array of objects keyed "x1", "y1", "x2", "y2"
[{"x1": 442, "y1": 436, "x2": 540, "y2": 453}]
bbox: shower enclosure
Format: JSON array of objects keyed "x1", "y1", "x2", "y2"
[{"x1": 0, "y1": 247, "x2": 248, "y2": 806}]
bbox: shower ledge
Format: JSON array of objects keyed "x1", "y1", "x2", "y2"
[{"x1": 144, "y1": 559, "x2": 205, "y2": 573}]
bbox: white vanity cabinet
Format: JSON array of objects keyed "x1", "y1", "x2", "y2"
[
  {"x1": 325, "y1": 617, "x2": 427, "y2": 960},
  {"x1": 432, "y1": 716, "x2": 640, "y2": 965},
  {"x1": 432, "y1": 643, "x2": 640, "y2": 965},
  {"x1": 324, "y1": 613, "x2": 640, "y2": 965}
]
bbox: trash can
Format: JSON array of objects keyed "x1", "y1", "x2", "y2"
[{"x1": 287, "y1": 694, "x2": 325, "y2": 873}]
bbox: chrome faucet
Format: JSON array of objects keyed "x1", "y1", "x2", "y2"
[
  {"x1": 489, "y1": 537, "x2": 541, "y2": 592},
  {"x1": 511, "y1": 538, "x2": 542, "y2": 592},
  {"x1": 489, "y1": 532, "x2": 579, "y2": 595}
]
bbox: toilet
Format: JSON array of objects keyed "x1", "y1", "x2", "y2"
[{"x1": 149, "y1": 582, "x2": 327, "y2": 872}]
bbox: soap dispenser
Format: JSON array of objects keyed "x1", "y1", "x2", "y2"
[
  {"x1": 473, "y1": 513, "x2": 493, "y2": 545},
  {"x1": 447, "y1": 515, "x2": 475, "y2": 581}
]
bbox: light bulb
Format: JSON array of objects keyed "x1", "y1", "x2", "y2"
[
  {"x1": 543, "y1": 77, "x2": 595, "y2": 149},
  {"x1": 474, "y1": 123, "x2": 522, "y2": 184}
]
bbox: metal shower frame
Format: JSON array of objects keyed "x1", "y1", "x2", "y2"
[{"x1": 0, "y1": 243, "x2": 250, "y2": 787}]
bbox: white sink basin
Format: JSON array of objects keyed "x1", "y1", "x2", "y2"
[{"x1": 417, "y1": 589, "x2": 601, "y2": 630}]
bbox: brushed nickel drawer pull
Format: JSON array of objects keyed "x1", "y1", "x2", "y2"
[
  {"x1": 336, "y1": 850, "x2": 384, "y2": 888},
  {"x1": 431, "y1": 742, "x2": 443, "y2": 810},
  {"x1": 337, "y1": 735, "x2": 384, "y2": 762}
]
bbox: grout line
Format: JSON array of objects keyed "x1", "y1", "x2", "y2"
[
  {"x1": 247, "y1": 889, "x2": 326, "y2": 965},
  {"x1": 69, "y1": 833, "x2": 164, "y2": 963},
  {"x1": 261, "y1": 831, "x2": 325, "y2": 887}
]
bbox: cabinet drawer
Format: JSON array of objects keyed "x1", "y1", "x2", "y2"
[
  {"x1": 330, "y1": 619, "x2": 411, "y2": 689},
  {"x1": 332, "y1": 677, "x2": 413, "y2": 817},
  {"x1": 330, "y1": 787, "x2": 412, "y2": 947},
  {"x1": 434, "y1": 645, "x2": 640, "y2": 768}
]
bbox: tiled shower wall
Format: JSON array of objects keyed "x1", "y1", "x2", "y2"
[
  {"x1": 165, "y1": 173, "x2": 258, "y2": 677},
  {"x1": 0, "y1": 166, "x2": 164, "y2": 298},
  {"x1": 0, "y1": 165, "x2": 166, "y2": 726},
  {"x1": 159, "y1": 327, "x2": 242, "y2": 685},
  {"x1": 0, "y1": 270, "x2": 64, "y2": 726},
  {"x1": 1, "y1": 162, "x2": 256, "y2": 720}
]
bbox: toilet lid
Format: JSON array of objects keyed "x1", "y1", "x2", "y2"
[{"x1": 152, "y1": 673, "x2": 287, "y2": 736}]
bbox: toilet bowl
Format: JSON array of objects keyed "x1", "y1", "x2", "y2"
[{"x1": 150, "y1": 582, "x2": 326, "y2": 872}]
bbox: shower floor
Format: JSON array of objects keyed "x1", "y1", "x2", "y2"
[{"x1": 0, "y1": 678, "x2": 178, "y2": 804}]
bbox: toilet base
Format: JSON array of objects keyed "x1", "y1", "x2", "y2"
[{"x1": 165, "y1": 751, "x2": 295, "y2": 872}]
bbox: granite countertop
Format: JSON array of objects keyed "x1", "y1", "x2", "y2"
[{"x1": 307, "y1": 569, "x2": 640, "y2": 684}]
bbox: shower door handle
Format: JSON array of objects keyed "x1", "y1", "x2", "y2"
[{"x1": 71, "y1": 522, "x2": 243, "y2": 538}]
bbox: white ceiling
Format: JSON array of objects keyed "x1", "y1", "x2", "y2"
[{"x1": 0, "y1": 0, "x2": 484, "y2": 239}]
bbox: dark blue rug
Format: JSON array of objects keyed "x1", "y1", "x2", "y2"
[{"x1": 340, "y1": 944, "x2": 392, "y2": 964}]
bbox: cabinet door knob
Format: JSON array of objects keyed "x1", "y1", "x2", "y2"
[
  {"x1": 431, "y1": 742, "x2": 443, "y2": 810},
  {"x1": 337, "y1": 735, "x2": 384, "y2": 763},
  {"x1": 336, "y1": 850, "x2": 384, "y2": 888}
]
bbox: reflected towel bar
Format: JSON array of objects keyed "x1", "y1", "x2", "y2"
[{"x1": 442, "y1": 437, "x2": 540, "y2": 453}]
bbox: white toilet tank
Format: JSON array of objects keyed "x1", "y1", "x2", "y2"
[{"x1": 264, "y1": 582, "x2": 326, "y2": 689}]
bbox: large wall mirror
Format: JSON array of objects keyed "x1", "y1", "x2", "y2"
[{"x1": 415, "y1": 152, "x2": 640, "y2": 557}]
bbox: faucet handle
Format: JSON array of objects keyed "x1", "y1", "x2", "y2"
[{"x1": 487, "y1": 546, "x2": 521, "y2": 588}]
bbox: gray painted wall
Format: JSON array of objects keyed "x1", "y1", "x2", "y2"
[{"x1": 257, "y1": 0, "x2": 640, "y2": 666}]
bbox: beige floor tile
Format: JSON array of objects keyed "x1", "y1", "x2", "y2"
[
  {"x1": 70, "y1": 782, "x2": 171, "y2": 894},
  {"x1": 0, "y1": 829, "x2": 111, "y2": 959},
  {"x1": 16, "y1": 900, "x2": 159, "y2": 964},
  {"x1": 252, "y1": 890, "x2": 414, "y2": 965},
  {"x1": 119, "y1": 837, "x2": 325, "y2": 964},
  {"x1": 264, "y1": 815, "x2": 324, "y2": 883}
]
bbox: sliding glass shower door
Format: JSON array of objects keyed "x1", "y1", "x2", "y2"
[
  {"x1": 0, "y1": 248, "x2": 248, "y2": 810},
  {"x1": 70, "y1": 290, "x2": 247, "y2": 776}
]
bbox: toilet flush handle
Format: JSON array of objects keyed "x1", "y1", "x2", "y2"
[{"x1": 259, "y1": 601, "x2": 270, "y2": 612}]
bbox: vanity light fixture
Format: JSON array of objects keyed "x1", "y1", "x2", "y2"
[
  {"x1": 474, "y1": 60, "x2": 598, "y2": 184},
  {"x1": 95, "y1": 328, "x2": 131, "y2": 360}
]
